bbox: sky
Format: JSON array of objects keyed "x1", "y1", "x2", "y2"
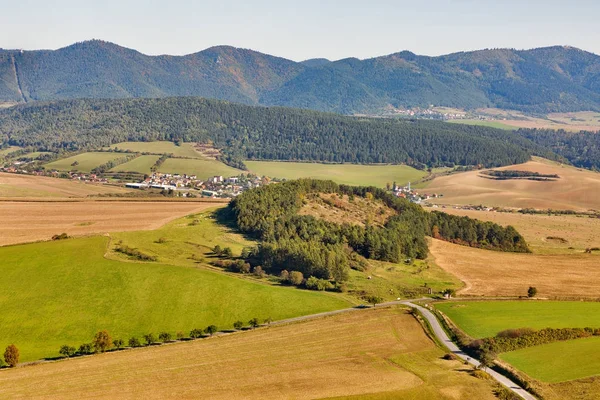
[{"x1": 2, "y1": 0, "x2": 599, "y2": 61}]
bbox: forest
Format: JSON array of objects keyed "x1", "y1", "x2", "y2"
[
  {"x1": 0, "y1": 97, "x2": 556, "y2": 169},
  {"x1": 228, "y1": 179, "x2": 530, "y2": 283}
]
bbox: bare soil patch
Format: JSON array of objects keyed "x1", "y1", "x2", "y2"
[
  {"x1": 424, "y1": 158, "x2": 600, "y2": 211},
  {"x1": 430, "y1": 239, "x2": 600, "y2": 298}
]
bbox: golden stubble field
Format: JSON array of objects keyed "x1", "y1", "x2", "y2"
[
  {"x1": 424, "y1": 158, "x2": 600, "y2": 211},
  {"x1": 0, "y1": 308, "x2": 496, "y2": 400},
  {"x1": 430, "y1": 239, "x2": 600, "y2": 298},
  {"x1": 0, "y1": 201, "x2": 224, "y2": 246}
]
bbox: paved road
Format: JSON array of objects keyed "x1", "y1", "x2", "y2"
[{"x1": 402, "y1": 301, "x2": 537, "y2": 400}]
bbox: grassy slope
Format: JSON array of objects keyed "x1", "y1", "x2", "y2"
[
  {"x1": 110, "y1": 155, "x2": 160, "y2": 174},
  {"x1": 436, "y1": 301, "x2": 600, "y2": 338},
  {"x1": 500, "y1": 337, "x2": 600, "y2": 383},
  {"x1": 246, "y1": 161, "x2": 427, "y2": 188},
  {"x1": 0, "y1": 146, "x2": 21, "y2": 156},
  {"x1": 448, "y1": 119, "x2": 516, "y2": 130},
  {"x1": 0, "y1": 308, "x2": 498, "y2": 400},
  {"x1": 44, "y1": 152, "x2": 125, "y2": 172},
  {"x1": 0, "y1": 234, "x2": 350, "y2": 362},
  {"x1": 158, "y1": 158, "x2": 242, "y2": 180},
  {"x1": 108, "y1": 141, "x2": 204, "y2": 158}
]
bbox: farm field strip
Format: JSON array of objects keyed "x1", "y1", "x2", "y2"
[
  {"x1": 0, "y1": 308, "x2": 498, "y2": 400},
  {"x1": 108, "y1": 141, "x2": 205, "y2": 158},
  {"x1": 109, "y1": 154, "x2": 160, "y2": 174},
  {"x1": 246, "y1": 161, "x2": 427, "y2": 188},
  {"x1": 44, "y1": 152, "x2": 127, "y2": 173},
  {"x1": 435, "y1": 301, "x2": 600, "y2": 339},
  {"x1": 500, "y1": 337, "x2": 600, "y2": 383}
]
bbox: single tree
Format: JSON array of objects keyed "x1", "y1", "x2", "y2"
[
  {"x1": 289, "y1": 271, "x2": 304, "y2": 286},
  {"x1": 248, "y1": 318, "x2": 260, "y2": 329},
  {"x1": 264, "y1": 316, "x2": 273, "y2": 325},
  {"x1": 59, "y1": 345, "x2": 76, "y2": 358},
  {"x1": 233, "y1": 320, "x2": 244, "y2": 330},
  {"x1": 253, "y1": 265, "x2": 265, "y2": 277},
  {"x1": 143, "y1": 333, "x2": 156, "y2": 346},
  {"x1": 92, "y1": 330, "x2": 112, "y2": 353},
  {"x1": 212, "y1": 245, "x2": 222, "y2": 256},
  {"x1": 478, "y1": 347, "x2": 496, "y2": 370},
  {"x1": 4, "y1": 344, "x2": 19, "y2": 367},
  {"x1": 279, "y1": 270, "x2": 290, "y2": 282},
  {"x1": 190, "y1": 328, "x2": 203, "y2": 339},
  {"x1": 78, "y1": 343, "x2": 93, "y2": 355},
  {"x1": 527, "y1": 286, "x2": 538, "y2": 298},
  {"x1": 158, "y1": 332, "x2": 172, "y2": 342},
  {"x1": 222, "y1": 247, "x2": 233, "y2": 258},
  {"x1": 176, "y1": 331, "x2": 185, "y2": 340},
  {"x1": 204, "y1": 325, "x2": 218, "y2": 336},
  {"x1": 366, "y1": 295, "x2": 383, "y2": 307},
  {"x1": 112, "y1": 339, "x2": 124, "y2": 350},
  {"x1": 128, "y1": 337, "x2": 141, "y2": 347}
]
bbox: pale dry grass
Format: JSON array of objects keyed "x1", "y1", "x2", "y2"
[
  {"x1": 430, "y1": 239, "x2": 600, "y2": 298},
  {"x1": 474, "y1": 109, "x2": 600, "y2": 132},
  {"x1": 0, "y1": 172, "x2": 129, "y2": 198},
  {"x1": 0, "y1": 308, "x2": 496, "y2": 400},
  {"x1": 424, "y1": 158, "x2": 600, "y2": 211},
  {"x1": 437, "y1": 209, "x2": 600, "y2": 254},
  {"x1": 0, "y1": 201, "x2": 220, "y2": 246},
  {"x1": 299, "y1": 193, "x2": 394, "y2": 227}
]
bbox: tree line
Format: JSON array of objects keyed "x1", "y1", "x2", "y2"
[{"x1": 0, "y1": 97, "x2": 557, "y2": 169}]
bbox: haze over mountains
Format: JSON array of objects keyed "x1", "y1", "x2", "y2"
[{"x1": 1, "y1": 40, "x2": 600, "y2": 114}]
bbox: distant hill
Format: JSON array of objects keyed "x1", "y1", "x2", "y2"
[{"x1": 1, "y1": 41, "x2": 599, "y2": 113}]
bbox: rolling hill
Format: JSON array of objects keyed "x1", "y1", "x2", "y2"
[{"x1": 1, "y1": 40, "x2": 600, "y2": 113}]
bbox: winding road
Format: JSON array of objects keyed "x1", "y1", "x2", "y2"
[{"x1": 402, "y1": 301, "x2": 537, "y2": 400}]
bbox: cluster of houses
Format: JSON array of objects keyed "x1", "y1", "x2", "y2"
[
  {"x1": 125, "y1": 172, "x2": 270, "y2": 198},
  {"x1": 392, "y1": 181, "x2": 442, "y2": 204}
]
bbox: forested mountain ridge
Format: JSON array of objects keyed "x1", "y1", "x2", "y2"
[
  {"x1": 1, "y1": 40, "x2": 599, "y2": 113},
  {"x1": 0, "y1": 97, "x2": 558, "y2": 168}
]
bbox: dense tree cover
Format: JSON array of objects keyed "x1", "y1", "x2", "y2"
[
  {"x1": 2, "y1": 41, "x2": 599, "y2": 113},
  {"x1": 0, "y1": 98, "x2": 549, "y2": 168},
  {"x1": 515, "y1": 128, "x2": 600, "y2": 170},
  {"x1": 230, "y1": 179, "x2": 530, "y2": 282},
  {"x1": 482, "y1": 170, "x2": 560, "y2": 180}
]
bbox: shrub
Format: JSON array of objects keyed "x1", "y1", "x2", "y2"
[
  {"x1": 112, "y1": 339, "x2": 124, "y2": 349},
  {"x1": 229, "y1": 259, "x2": 251, "y2": 273},
  {"x1": 527, "y1": 286, "x2": 537, "y2": 297},
  {"x1": 115, "y1": 245, "x2": 157, "y2": 261},
  {"x1": 442, "y1": 353, "x2": 457, "y2": 361},
  {"x1": 253, "y1": 265, "x2": 265, "y2": 277},
  {"x1": 190, "y1": 328, "x2": 203, "y2": 339},
  {"x1": 52, "y1": 233, "x2": 70, "y2": 240},
  {"x1": 4, "y1": 344, "x2": 19, "y2": 367},
  {"x1": 233, "y1": 321, "x2": 244, "y2": 330},
  {"x1": 128, "y1": 337, "x2": 141, "y2": 347},
  {"x1": 289, "y1": 271, "x2": 304, "y2": 285},
  {"x1": 176, "y1": 331, "x2": 185, "y2": 340},
  {"x1": 279, "y1": 270, "x2": 290, "y2": 282},
  {"x1": 204, "y1": 325, "x2": 218, "y2": 336},
  {"x1": 212, "y1": 245, "x2": 222, "y2": 256},
  {"x1": 496, "y1": 328, "x2": 535, "y2": 339},
  {"x1": 158, "y1": 332, "x2": 172, "y2": 342},
  {"x1": 156, "y1": 237, "x2": 168, "y2": 244},
  {"x1": 249, "y1": 318, "x2": 260, "y2": 329},
  {"x1": 92, "y1": 330, "x2": 112, "y2": 353},
  {"x1": 305, "y1": 276, "x2": 334, "y2": 291},
  {"x1": 59, "y1": 345, "x2": 76, "y2": 358},
  {"x1": 264, "y1": 316, "x2": 273, "y2": 325},
  {"x1": 222, "y1": 247, "x2": 233, "y2": 258},
  {"x1": 143, "y1": 333, "x2": 156, "y2": 346},
  {"x1": 78, "y1": 343, "x2": 93, "y2": 355}
]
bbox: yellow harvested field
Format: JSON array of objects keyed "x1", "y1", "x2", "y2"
[
  {"x1": 474, "y1": 109, "x2": 600, "y2": 132},
  {"x1": 437, "y1": 208, "x2": 600, "y2": 254},
  {"x1": 430, "y1": 239, "x2": 600, "y2": 298},
  {"x1": 0, "y1": 308, "x2": 496, "y2": 400},
  {"x1": 425, "y1": 158, "x2": 600, "y2": 211},
  {"x1": 0, "y1": 201, "x2": 222, "y2": 246},
  {"x1": 0, "y1": 172, "x2": 129, "y2": 198}
]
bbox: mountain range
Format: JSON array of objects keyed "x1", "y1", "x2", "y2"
[{"x1": 1, "y1": 40, "x2": 599, "y2": 114}]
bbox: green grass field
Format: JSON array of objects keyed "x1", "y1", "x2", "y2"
[
  {"x1": 0, "y1": 234, "x2": 350, "y2": 362},
  {"x1": 448, "y1": 119, "x2": 515, "y2": 130},
  {"x1": 436, "y1": 301, "x2": 600, "y2": 338},
  {"x1": 158, "y1": 158, "x2": 242, "y2": 180},
  {"x1": 500, "y1": 337, "x2": 600, "y2": 383},
  {"x1": 44, "y1": 152, "x2": 125, "y2": 173},
  {"x1": 110, "y1": 155, "x2": 160, "y2": 174},
  {"x1": 246, "y1": 161, "x2": 427, "y2": 188},
  {"x1": 0, "y1": 146, "x2": 22, "y2": 156},
  {"x1": 108, "y1": 141, "x2": 204, "y2": 158}
]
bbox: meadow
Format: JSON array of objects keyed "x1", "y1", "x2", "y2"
[
  {"x1": 109, "y1": 154, "x2": 160, "y2": 174},
  {"x1": 435, "y1": 301, "x2": 600, "y2": 338},
  {"x1": 429, "y1": 239, "x2": 600, "y2": 298},
  {"x1": 108, "y1": 141, "x2": 204, "y2": 158},
  {"x1": 424, "y1": 158, "x2": 600, "y2": 211},
  {"x1": 44, "y1": 152, "x2": 126, "y2": 172},
  {"x1": 246, "y1": 161, "x2": 427, "y2": 187},
  {"x1": 0, "y1": 172, "x2": 129, "y2": 198},
  {"x1": 0, "y1": 200, "x2": 222, "y2": 246},
  {"x1": 0, "y1": 308, "x2": 498, "y2": 400},
  {"x1": 448, "y1": 119, "x2": 515, "y2": 130},
  {"x1": 0, "y1": 233, "x2": 350, "y2": 362},
  {"x1": 500, "y1": 337, "x2": 600, "y2": 383},
  {"x1": 0, "y1": 146, "x2": 21, "y2": 156},
  {"x1": 157, "y1": 158, "x2": 242, "y2": 180}
]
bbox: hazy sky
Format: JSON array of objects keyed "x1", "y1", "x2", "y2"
[{"x1": 2, "y1": 0, "x2": 598, "y2": 60}]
